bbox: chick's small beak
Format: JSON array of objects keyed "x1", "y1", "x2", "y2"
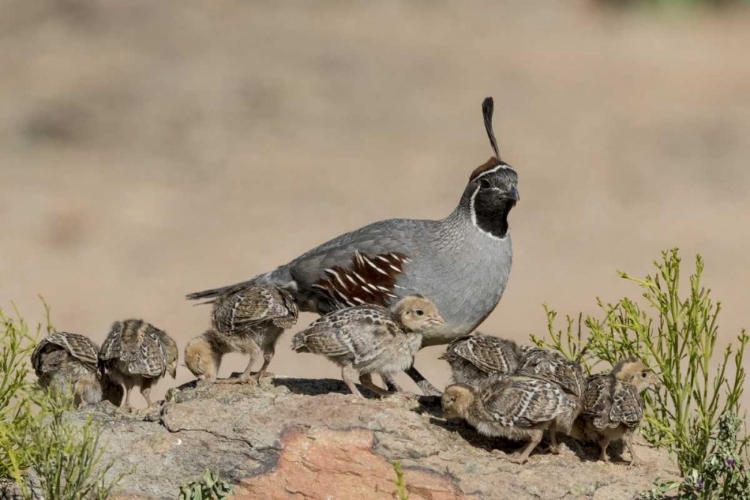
[
  {"x1": 506, "y1": 185, "x2": 520, "y2": 202},
  {"x1": 430, "y1": 314, "x2": 445, "y2": 326}
]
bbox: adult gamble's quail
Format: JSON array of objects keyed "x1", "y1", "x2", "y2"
[{"x1": 187, "y1": 97, "x2": 520, "y2": 396}]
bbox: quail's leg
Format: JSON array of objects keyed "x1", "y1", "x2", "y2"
[
  {"x1": 359, "y1": 373, "x2": 391, "y2": 398},
  {"x1": 216, "y1": 341, "x2": 260, "y2": 384},
  {"x1": 122, "y1": 380, "x2": 134, "y2": 412},
  {"x1": 404, "y1": 366, "x2": 442, "y2": 396},
  {"x1": 623, "y1": 433, "x2": 640, "y2": 466},
  {"x1": 548, "y1": 422, "x2": 560, "y2": 455},
  {"x1": 341, "y1": 364, "x2": 364, "y2": 398},
  {"x1": 508, "y1": 430, "x2": 543, "y2": 465},
  {"x1": 141, "y1": 379, "x2": 156, "y2": 408},
  {"x1": 382, "y1": 373, "x2": 404, "y2": 393},
  {"x1": 597, "y1": 436, "x2": 611, "y2": 463},
  {"x1": 253, "y1": 348, "x2": 275, "y2": 384}
]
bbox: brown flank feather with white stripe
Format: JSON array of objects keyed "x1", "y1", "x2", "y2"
[{"x1": 312, "y1": 251, "x2": 411, "y2": 309}]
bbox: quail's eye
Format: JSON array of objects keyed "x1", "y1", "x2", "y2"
[
  {"x1": 641, "y1": 372, "x2": 648, "y2": 378},
  {"x1": 479, "y1": 179, "x2": 491, "y2": 189},
  {"x1": 415, "y1": 310, "x2": 424, "y2": 316}
]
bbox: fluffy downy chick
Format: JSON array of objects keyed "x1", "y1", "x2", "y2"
[
  {"x1": 441, "y1": 375, "x2": 579, "y2": 464},
  {"x1": 516, "y1": 346, "x2": 587, "y2": 399},
  {"x1": 439, "y1": 332, "x2": 522, "y2": 387},
  {"x1": 291, "y1": 295, "x2": 444, "y2": 398},
  {"x1": 31, "y1": 332, "x2": 122, "y2": 407},
  {"x1": 98, "y1": 319, "x2": 178, "y2": 411},
  {"x1": 185, "y1": 285, "x2": 298, "y2": 384},
  {"x1": 579, "y1": 357, "x2": 659, "y2": 466}
]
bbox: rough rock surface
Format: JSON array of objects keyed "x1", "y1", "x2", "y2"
[{"x1": 62, "y1": 376, "x2": 678, "y2": 500}]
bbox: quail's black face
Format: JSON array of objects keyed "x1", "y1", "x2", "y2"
[{"x1": 468, "y1": 161, "x2": 519, "y2": 239}]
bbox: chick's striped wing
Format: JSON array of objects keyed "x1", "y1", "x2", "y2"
[
  {"x1": 442, "y1": 334, "x2": 519, "y2": 374},
  {"x1": 482, "y1": 376, "x2": 567, "y2": 428},
  {"x1": 291, "y1": 306, "x2": 395, "y2": 361},
  {"x1": 610, "y1": 382, "x2": 644, "y2": 428},
  {"x1": 101, "y1": 320, "x2": 166, "y2": 377},
  {"x1": 518, "y1": 347, "x2": 586, "y2": 397},
  {"x1": 213, "y1": 286, "x2": 298, "y2": 334},
  {"x1": 33, "y1": 332, "x2": 99, "y2": 376}
]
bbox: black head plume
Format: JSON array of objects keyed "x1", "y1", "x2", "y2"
[{"x1": 482, "y1": 97, "x2": 500, "y2": 160}]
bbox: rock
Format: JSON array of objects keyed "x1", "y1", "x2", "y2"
[{"x1": 59, "y1": 376, "x2": 678, "y2": 500}]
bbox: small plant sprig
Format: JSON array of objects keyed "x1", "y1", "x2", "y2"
[
  {"x1": 391, "y1": 460, "x2": 409, "y2": 500},
  {"x1": 178, "y1": 469, "x2": 233, "y2": 500},
  {"x1": 1, "y1": 299, "x2": 126, "y2": 499},
  {"x1": 533, "y1": 249, "x2": 749, "y2": 476}
]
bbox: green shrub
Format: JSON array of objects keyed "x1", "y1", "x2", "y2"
[
  {"x1": 532, "y1": 249, "x2": 748, "y2": 494},
  {"x1": 178, "y1": 469, "x2": 233, "y2": 500},
  {"x1": 0, "y1": 301, "x2": 125, "y2": 499}
]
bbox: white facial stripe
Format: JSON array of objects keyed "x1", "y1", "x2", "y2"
[{"x1": 472, "y1": 163, "x2": 513, "y2": 182}]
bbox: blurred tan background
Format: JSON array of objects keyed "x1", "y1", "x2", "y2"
[{"x1": 2, "y1": 0, "x2": 749, "y2": 407}]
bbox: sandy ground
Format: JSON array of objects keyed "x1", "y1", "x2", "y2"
[{"x1": 1, "y1": 0, "x2": 749, "y2": 407}]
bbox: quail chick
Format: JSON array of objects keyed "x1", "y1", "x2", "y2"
[
  {"x1": 439, "y1": 332, "x2": 522, "y2": 387},
  {"x1": 98, "y1": 319, "x2": 178, "y2": 411},
  {"x1": 31, "y1": 332, "x2": 121, "y2": 407},
  {"x1": 185, "y1": 285, "x2": 298, "y2": 384},
  {"x1": 579, "y1": 357, "x2": 659, "y2": 466},
  {"x1": 441, "y1": 375, "x2": 579, "y2": 464},
  {"x1": 516, "y1": 346, "x2": 587, "y2": 399},
  {"x1": 291, "y1": 295, "x2": 444, "y2": 398}
]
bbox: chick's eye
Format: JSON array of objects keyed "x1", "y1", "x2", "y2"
[
  {"x1": 415, "y1": 310, "x2": 424, "y2": 316},
  {"x1": 641, "y1": 372, "x2": 648, "y2": 378},
  {"x1": 479, "y1": 179, "x2": 491, "y2": 189}
]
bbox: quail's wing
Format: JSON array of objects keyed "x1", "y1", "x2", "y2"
[
  {"x1": 610, "y1": 382, "x2": 644, "y2": 428},
  {"x1": 443, "y1": 334, "x2": 519, "y2": 374},
  {"x1": 98, "y1": 322, "x2": 124, "y2": 362},
  {"x1": 114, "y1": 320, "x2": 166, "y2": 376},
  {"x1": 293, "y1": 305, "x2": 395, "y2": 360},
  {"x1": 518, "y1": 348, "x2": 586, "y2": 397},
  {"x1": 482, "y1": 376, "x2": 567, "y2": 428},
  {"x1": 49, "y1": 332, "x2": 99, "y2": 370},
  {"x1": 288, "y1": 219, "x2": 422, "y2": 309},
  {"x1": 213, "y1": 286, "x2": 298, "y2": 333},
  {"x1": 581, "y1": 374, "x2": 612, "y2": 416}
]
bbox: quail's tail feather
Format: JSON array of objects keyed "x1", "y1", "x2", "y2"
[{"x1": 186, "y1": 265, "x2": 292, "y2": 301}]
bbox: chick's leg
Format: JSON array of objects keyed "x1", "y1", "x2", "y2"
[
  {"x1": 548, "y1": 421, "x2": 560, "y2": 455},
  {"x1": 341, "y1": 364, "x2": 364, "y2": 398},
  {"x1": 359, "y1": 373, "x2": 391, "y2": 398},
  {"x1": 624, "y1": 432, "x2": 640, "y2": 467},
  {"x1": 509, "y1": 430, "x2": 543, "y2": 465},
  {"x1": 140, "y1": 378, "x2": 156, "y2": 408},
  {"x1": 122, "y1": 379, "x2": 134, "y2": 413},
  {"x1": 598, "y1": 436, "x2": 611, "y2": 463},
  {"x1": 254, "y1": 346, "x2": 275, "y2": 384},
  {"x1": 215, "y1": 340, "x2": 260, "y2": 385}
]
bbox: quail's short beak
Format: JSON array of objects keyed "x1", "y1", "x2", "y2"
[
  {"x1": 505, "y1": 185, "x2": 520, "y2": 202},
  {"x1": 430, "y1": 314, "x2": 445, "y2": 326}
]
